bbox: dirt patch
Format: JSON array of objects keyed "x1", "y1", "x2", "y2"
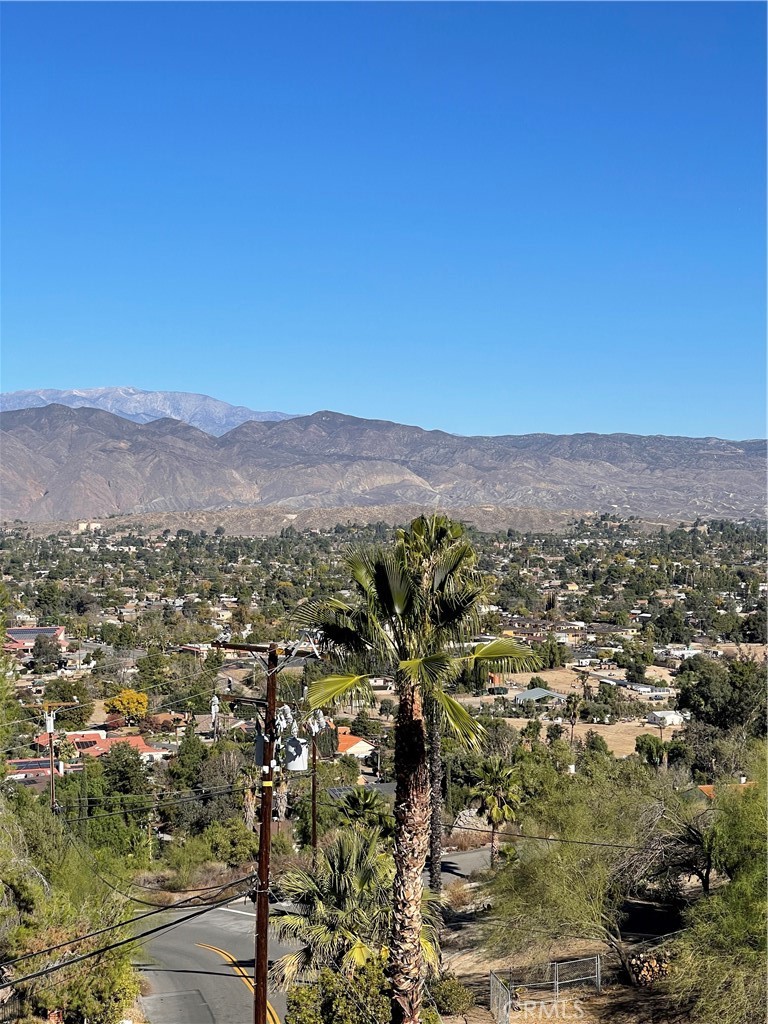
[
  {"x1": 501, "y1": 718, "x2": 654, "y2": 758},
  {"x1": 86, "y1": 699, "x2": 108, "y2": 726}
]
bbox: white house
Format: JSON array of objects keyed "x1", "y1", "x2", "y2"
[{"x1": 647, "y1": 710, "x2": 684, "y2": 728}]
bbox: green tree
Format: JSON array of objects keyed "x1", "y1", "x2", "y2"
[
  {"x1": 101, "y1": 741, "x2": 150, "y2": 797},
  {"x1": 665, "y1": 750, "x2": 766, "y2": 1024},
  {"x1": 546, "y1": 722, "x2": 564, "y2": 745},
  {"x1": 677, "y1": 657, "x2": 766, "y2": 737},
  {"x1": 469, "y1": 757, "x2": 521, "y2": 868},
  {"x1": 486, "y1": 760, "x2": 659, "y2": 980},
  {"x1": 520, "y1": 718, "x2": 542, "y2": 745},
  {"x1": 379, "y1": 698, "x2": 396, "y2": 720},
  {"x1": 168, "y1": 725, "x2": 208, "y2": 790},
  {"x1": 31, "y1": 634, "x2": 61, "y2": 672},
  {"x1": 43, "y1": 676, "x2": 94, "y2": 729},
  {"x1": 302, "y1": 515, "x2": 539, "y2": 1023},
  {"x1": 285, "y1": 959, "x2": 392, "y2": 1024},
  {"x1": 565, "y1": 693, "x2": 581, "y2": 748}
]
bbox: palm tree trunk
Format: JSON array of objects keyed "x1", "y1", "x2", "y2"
[
  {"x1": 490, "y1": 825, "x2": 499, "y2": 869},
  {"x1": 426, "y1": 695, "x2": 443, "y2": 894},
  {"x1": 391, "y1": 678, "x2": 430, "y2": 1024}
]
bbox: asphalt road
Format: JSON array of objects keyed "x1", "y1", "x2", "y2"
[
  {"x1": 137, "y1": 848, "x2": 490, "y2": 1023},
  {"x1": 137, "y1": 900, "x2": 289, "y2": 1024}
]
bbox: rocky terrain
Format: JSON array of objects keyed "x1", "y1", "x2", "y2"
[{"x1": 1, "y1": 404, "x2": 764, "y2": 523}]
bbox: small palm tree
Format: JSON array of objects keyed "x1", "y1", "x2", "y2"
[
  {"x1": 338, "y1": 786, "x2": 394, "y2": 838},
  {"x1": 470, "y1": 757, "x2": 521, "y2": 868},
  {"x1": 269, "y1": 829, "x2": 440, "y2": 987}
]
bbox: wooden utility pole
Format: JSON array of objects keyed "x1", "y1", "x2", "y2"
[
  {"x1": 43, "y1": 701, "x2": 79, "y2": 812},
  {"x1": 311, "y1": 735, "x2": 318, "y2": 867},
  {"x1": 48, "y1": 730, "x2": 56, "y2": 811},
  {"x1": 254, "y1": 643, "x2": 278, "y2": 1024}
]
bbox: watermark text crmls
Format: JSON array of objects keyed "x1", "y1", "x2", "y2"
[{"x1": 507, "y1": 998, "x2": 586, "y2": 1020}]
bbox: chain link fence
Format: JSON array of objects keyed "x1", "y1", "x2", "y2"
[{"x1": 489, "y1": 955, "x2": 602, "y2": 1022}]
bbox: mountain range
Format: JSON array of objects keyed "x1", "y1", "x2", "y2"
[
  {"x1": 0, "y1": 387, "x2": 293, "y2": 435},
  {"x1": 1, "y1": 402, "x2": 764, "y2": 523}
]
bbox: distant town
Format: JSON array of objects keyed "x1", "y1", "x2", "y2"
[{"x1": 1, "y1": 513, "x2": 765, "y2": 1024}]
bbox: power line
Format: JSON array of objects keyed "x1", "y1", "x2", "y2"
[
  {"x1": 61, "y1": 821, "x2": 254, "y2": 907},
  {"x1": 1, "y1": 874, "x2": 253, "y2": 968},
  {"x1": 61, "y1": 784, "x2": 253, "y2": 824},
  {"x1": 312, "y1": 796, "x2": 643, "y2": 850},
  {"x1": 5, "y1": 888, "x2": 251, "y2": 987}
]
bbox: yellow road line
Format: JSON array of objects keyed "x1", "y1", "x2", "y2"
[{"x1": 196, "y1": 943, "x2": 281, "y2": 1024}]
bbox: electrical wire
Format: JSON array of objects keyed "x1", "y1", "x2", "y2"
[
  {"x1": 61, "y1": 784, "x2": 254, "y2": 824},
  {"x1": 61, "y1": 821, "x2": 253, "y2": 907},
  {"x1": 312, "y1": 796, "x2": 643, "y2": 850},
  {"x1": 5, "y1": 890, "x2": 252, "y2": 988},
  {"x1": 1, "y1": 875, "x2": 254, "y2": 969}
]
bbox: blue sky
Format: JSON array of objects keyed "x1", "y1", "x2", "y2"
[{"x1": 2, "y1": 2, "x2": 765, "y2": 439}]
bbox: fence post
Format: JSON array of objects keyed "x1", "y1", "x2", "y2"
[
  {"x1": 596, "y1": 954, "x2": 602, "y2": 993},
  {"x1": 554, "y1": 960, "x2": 559, "y2": 1000}
]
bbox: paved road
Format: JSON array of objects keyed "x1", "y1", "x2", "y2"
[
  {"x1": 433, "y1": 846, "x2": 490, "y2": 881},
  {"x1": 136, "y1": 900, "x2": 289, "y2": 1024},
  {"x1": 138, "y1": 848, "x2": 490, "y2": 1023}
]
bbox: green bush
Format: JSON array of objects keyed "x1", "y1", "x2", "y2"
[
  {"x1": 285, "y1": 959, "x2": 389, "y2": 1024},
  {"x1": 429, "y1": 973, "x2": 476, "y2": 1015}
]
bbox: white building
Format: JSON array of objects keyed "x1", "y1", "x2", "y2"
[{"x1": 647, "y1": 710, "x2": 684, "y2": 728}]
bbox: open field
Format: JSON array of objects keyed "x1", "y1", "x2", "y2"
[{"x1": 503, "y1": 717, "x2": 655, "y2": 758}]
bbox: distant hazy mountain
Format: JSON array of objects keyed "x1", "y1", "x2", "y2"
[
  {"x1": 1, "y1": 404, "x2": 764, "y2": 523},
  {"x1": 0, "y1": 387, "x2": 294, "y2": 435}
]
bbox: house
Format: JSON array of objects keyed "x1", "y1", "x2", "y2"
[
  {"x1": 697, "y1": 780, "x2": 755, "y2": 801},
  {"x1": 336, "y1": 727, "x2": 375, "y2": 760},
  {"x1": 647, "y1": 710, "x2": 685, "y2": 728},
  {"x1": 513, "y1": 687, "x2": 567, "y2": 706},
  {"x1": 5, "y1": 757, "x2": 84, "y2": 791},
  {"x1": 33, "y1": 730, "x2": 167, "y2": 764},
  {"x1": 4, "y1": 625, "x2": 67, "y2": 657}
]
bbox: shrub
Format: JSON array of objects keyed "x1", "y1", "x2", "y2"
[{"x1": 429, "y1": 973, "x2": 475, "y2": 1015}]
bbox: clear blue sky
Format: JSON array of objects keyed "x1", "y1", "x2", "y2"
[{"x1": 2, "y1": 2, "x2": 765, "y2": 439}]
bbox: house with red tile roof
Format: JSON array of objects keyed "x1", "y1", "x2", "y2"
[
  {"x1": 33, "y1": 730, "x2": 166, "y2": 763},
  {"x1": 336, "y1": 726, "x2": 375, "y2": 760}
]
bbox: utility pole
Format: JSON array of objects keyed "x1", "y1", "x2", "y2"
[
  {"x1": 43, "y1": 701, "x2": 79, "y2": 812},
  {"x1": 211, "y1": 635, "x2": 321, "y2": 1024},
  {"x1": 311, "y1": 735, "x2": 318, "y2": 867},
  {"x1": 254, "y1": 642, "x2": 278, "y2": 1024},
  {"x1": 47, "y1": 710, "x2": 56, "y2": 812}
]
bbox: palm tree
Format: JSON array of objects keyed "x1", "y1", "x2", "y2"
[
  {"x1": 470, "y1": 757, "x2": 521, "y2": 868},
  {"x1": 394, "y1": 514, "x2": 477, "y2": 896},
  {"x1": 301, "y1": 514, "x2": 540, "y2": 1024},
  {"x1": 269, "y1": 829, "x2": 440, "y2": 987},
  {"x1": 338, "y1": 786, "x2": 394, "y2": 839}
]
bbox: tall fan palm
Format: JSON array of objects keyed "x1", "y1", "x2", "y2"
[
  {"x1": 470, "y1": 757, "x2": 522, "y2": 868},
  {"x1": 269, "y1": 828, "x2": 440, "y2": 987},
  {"x1": 300, "y1": 514, "x2": 540, "y2": 1024},
  {"x1": 394, "y1": 514, "x2": 478, "y2": 895}
]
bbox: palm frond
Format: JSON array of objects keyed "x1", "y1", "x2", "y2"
[
  {"x1": 307, "y1": 674, "x2": 374, "y2": 710},
  {"x1": 431, "y1": 542, "x2": 477, "y2": 593},
  {"x1": 398, "y1": 653, "x2": 454, "y2": 688},
  {"x1": 461, "y1": 637, "x2": 542, "y2": 673},
  {"x1": 269, "y1": 945, "x2": 315, "y2": 988},
  {"x1": 374, "y1": 551, "x2": 414, "y2": 619},
  {"x1": 430, "y1": 688, "x2": 486, "y2": 749}
]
